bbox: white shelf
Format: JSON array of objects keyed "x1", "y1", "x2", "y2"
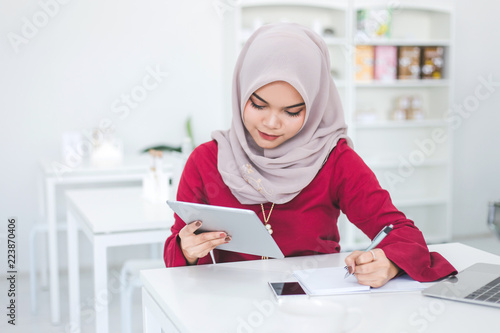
[
  {"x1": 353, "y1": 0, "x2": 454, "y2": 13},
  {"x1": 324, "y1": 37, "x2": 348, "y2": 45},
  {"x1": 241, "y1": 36, "x2": 348, "y2": 46},
  {"x1": 355, "y1": 39, "x2": 450, "y2": 46},
  {"x1": 240, "y1": 0, "x2": 348, "y2": 10},
  {"x1": 424, "y1": 234, "x2": 450, "y2": 244},
  {"x1": 355, "y1": 80, "x2": 450, "y2": 88},
  {"x1": 394, "y1": 197, "x2": 448, "y2": 208},
  {"x1": 355, "y1": 119, "x2": 448, "y2": 129},
  {"x1": 365, "y1": 158, "x2": 448, "y2": 169}
]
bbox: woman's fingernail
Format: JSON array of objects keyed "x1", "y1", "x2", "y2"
[
  {"x1": 224, "y1": 236, "x2": 231, "y2": 242},
  {"x1": 195, "y1": 221, "x2": 201, "y2": 227},
  {"x1": 220, "y1": 232, "x2": 226, "y2": 237},
  {"x1": 348, "y1": 266, "x2": 354, "y2": 274}
]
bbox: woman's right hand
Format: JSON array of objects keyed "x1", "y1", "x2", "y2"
[{"x1": 178, "y1": 220, "x2": 231, "y2": 265}]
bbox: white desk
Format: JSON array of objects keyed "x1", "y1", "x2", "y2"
[
  {"x1": 39, "y1": 154, "x2": 180, "y2": 324},
  {"x1": 66, "y1": 187, "x2": 173, "y2": 333},
  {"x1": 140, "y1": 243, "x2": 500, "y2": 333}
]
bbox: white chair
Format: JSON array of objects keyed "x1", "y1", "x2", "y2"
[{"x1": 120, "y1": 258, "x2": 165, "y2": 333}]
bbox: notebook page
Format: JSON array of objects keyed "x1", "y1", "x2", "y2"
[
  {"x1": 293, "y1": 267, "x2": 424, "y2": 296},
  {"x1": 370, "y1": 274, "x2": 424, "y2": 293},
  {"x1": 293, "y1": 267, "x2": 370, "y2": 295}
]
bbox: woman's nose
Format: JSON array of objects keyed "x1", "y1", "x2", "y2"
[{"x1": 263, "y1": 112, "x2": 280, "y2": 129}]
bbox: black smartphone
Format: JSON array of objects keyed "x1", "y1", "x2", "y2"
[{"x1": 268, "y1": 282, "x2": 308, "y2": 300}]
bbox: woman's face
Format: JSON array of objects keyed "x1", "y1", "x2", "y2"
[{"x1": 243, "y1": 81, "x2": 306, "y2": 149}]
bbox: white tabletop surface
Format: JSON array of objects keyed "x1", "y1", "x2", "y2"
[
  {"x1": 40, "y1": 153, "x2": 180, "y2": 176},
  {"x1": 65, "y1": 187, "x2": 173, "y2": 233},
  {"x1": 141, "y1": 243, "x2": 500, "y2": 333}
]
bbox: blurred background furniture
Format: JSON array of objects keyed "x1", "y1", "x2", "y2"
[
  {"x1": 66, "y1": 186, "x2": 173, "y2": 333},
  {"x1": 488, "y1": 201, "x2": 500, "y2": 240},
  {"x1": 36, "y1": 154, "x2": 180, "y2": 324},
  {"x1": 120, "y1": 258, "x2": 165, "y2": 333}
]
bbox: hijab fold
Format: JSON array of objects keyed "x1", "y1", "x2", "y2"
[{"x1": 212, "y1": 23, "x2": 352, "y2": 205}]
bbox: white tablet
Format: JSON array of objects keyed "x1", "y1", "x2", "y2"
[{"x1": 167, "y1": 200, "x2": 284, "y2": 259}]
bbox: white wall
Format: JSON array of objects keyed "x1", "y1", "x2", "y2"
[
  {"x1": 0, "y1": 0, "x2": 226, "y2": 273},
  {"x1": 452, "y1": 0, "x2": 500, "y2": 237},
  {"x1": 1, "y1": 0, "x2": 499, "y2": 273}
]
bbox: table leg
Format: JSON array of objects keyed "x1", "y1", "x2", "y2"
[
  {"x1": 38, "y1": 172, "x2": 49, "y2": 289},
  {"x1": 29, "y1": 226, "x2": 38, "y2": 315},
  {"x1": 47, "y1": 178, "x2": 60, "y2": 324},
  {"x1": 40, "y1": 226, "x2": 49, "y2": 288},
  {"x1": 150, "y1": 243, "x2": 160, "y2": 259},
  {"x1": 93, "y1": 238, "x2": 109, "y2": 333},
  {"x1": 67, "y1": 209, "x2": 80, "y2": 333}
]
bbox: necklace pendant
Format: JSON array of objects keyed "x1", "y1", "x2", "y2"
[{"x1": 261, "y1": 203, "x2": 275, "y2": 236}]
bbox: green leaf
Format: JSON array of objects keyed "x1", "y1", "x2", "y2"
[{"x1": 186, "y1": 117, "x2": 195, "y2": 150}]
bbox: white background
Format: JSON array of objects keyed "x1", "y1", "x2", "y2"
[{"x1": 0, "y1": 0, "x2": 499, "y2": 274}]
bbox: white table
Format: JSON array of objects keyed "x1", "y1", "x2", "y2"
[
  {"x1": 39, "y1": 154, "x2": 180, "y2": 324},
  {"x1": 66, "y1": 187, "x2": 173, "y2": 333},
  {"x1": 141, "y1": 243, "x2": 500, "y2": 333}
]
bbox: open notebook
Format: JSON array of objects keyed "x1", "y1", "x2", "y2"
[{"x1": 293, "y1": 266, "x2": 424, "y2": 296}]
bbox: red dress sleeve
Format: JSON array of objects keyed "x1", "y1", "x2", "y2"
[
  {"x1": 332, "y1": 141, "x2": 457, "y2": 282},
  {"x1": 163, "y1": 143, "x2": 215, "y2": 267}
]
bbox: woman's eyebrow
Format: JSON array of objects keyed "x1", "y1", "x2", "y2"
[
  {"x1": 252, "y1": 93, "x2": 268, "y2": 104},
  {"x1": 252, "y1": 93, "x2": 305, "y2": 108}
]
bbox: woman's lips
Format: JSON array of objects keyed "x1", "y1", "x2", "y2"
[{"x1": 258, "y1": 130, "x2": 280, "y2": 141}]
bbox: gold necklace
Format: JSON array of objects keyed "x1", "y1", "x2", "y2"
[
  {"x1": 260, "y1": 203, "x2": 275, "y2": 260},
  {"x1": 260, "y1": 203, "x2": 275, "y2": 235}
]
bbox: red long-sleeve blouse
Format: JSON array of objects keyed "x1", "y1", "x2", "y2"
[{"x1": 163, "y1": 139, "x2": 456, "y2": 282}]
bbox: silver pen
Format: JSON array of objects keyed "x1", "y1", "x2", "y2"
[{"x1": 344, "y1": 224, "x2": 393, "y2": 279}]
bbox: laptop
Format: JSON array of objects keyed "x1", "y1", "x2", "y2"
[{"x1": 422, "y1": 263, "x2": 500, "y2": 308}]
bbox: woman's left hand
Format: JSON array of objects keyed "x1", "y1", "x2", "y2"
[{"x1": 344, "y1": 248, "x2": 401, "y2": 288}]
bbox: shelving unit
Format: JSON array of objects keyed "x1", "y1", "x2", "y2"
[
  {"x1": 347, "y1": 0, "x2": 455, "y2": 250},
  {"x1": 226, "y1": 0, "x2": 455, "y2": 250}
]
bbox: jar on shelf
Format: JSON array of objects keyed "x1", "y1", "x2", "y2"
[
  {"x1": 356, "y1": 106, "x2": 377, "y2": 123},
  {"x1": 408, "y1": 95, "x2": 424, "y2": 120},
  {"x1": 391, "y1": 96, "x2": 410, "y2": 121}
]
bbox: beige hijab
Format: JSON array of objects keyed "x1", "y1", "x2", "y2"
[{"x1": 212, "y1": 23, "x2": 352, "y2": 205}]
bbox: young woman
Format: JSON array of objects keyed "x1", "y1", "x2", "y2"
[{"x1": 163, "y1": 23, "x2": 456, "y2": 287}]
